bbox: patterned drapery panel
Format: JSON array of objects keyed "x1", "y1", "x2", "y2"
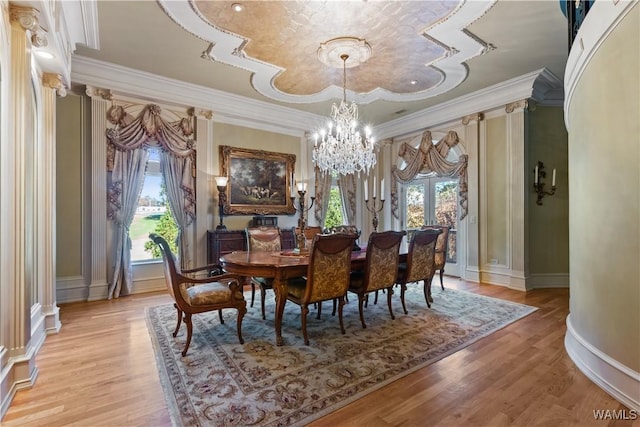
[
  {"x1": 314, "y1": 166, "x2": 332, "y2": 226},
  {"x1": 391, "y1": 130, "x2": 468, "y2": 220},
  {"x1": 337, "y1": 173, "x2": 357, "y2": 225}
]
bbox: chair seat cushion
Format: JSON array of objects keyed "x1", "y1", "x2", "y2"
[
  {"x1": 184, "y1": 281, "x2": 243, "y2": 306},
  {"x1": 252, "y1": 276, "x2": 274, "y2": 288},
  {"x1": 286, "y1": 277, "x2": 308, "y2": 300}
]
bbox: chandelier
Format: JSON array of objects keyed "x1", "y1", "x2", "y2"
[{"x1": 312, "y1": 48, "x2": 376, "y2": 176}]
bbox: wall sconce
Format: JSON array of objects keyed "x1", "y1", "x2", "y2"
[
  {"x1": 533, "y1": 161, "x2": 556, "y2": 205},
  {"x1": 215, "y1": 176, "x2": 228, "y2": 230}
]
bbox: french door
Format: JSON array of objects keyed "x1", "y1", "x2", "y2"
[{"x1": 404, "y1": 176, "x2": 459, "y2": 277}]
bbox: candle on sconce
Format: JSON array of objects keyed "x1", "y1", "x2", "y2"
[
  {"x1": 290, "y1": 172, "x2": 295, "y2": 194},
  {"x1": 534, "y1": 164, "x2": 539, "y2": 184},
  {"x1": 373, "y1": 175, "x2": 377, "y2": 199},
  {"x1": 552, "y1": 169, "x2": 556, "y2": 187},
  {"x1": 364, "y1": 179, "x2": 368, "y2": 200},
  {"x1": 380, "y1": 178, "x2": 385, "y2": 200}
]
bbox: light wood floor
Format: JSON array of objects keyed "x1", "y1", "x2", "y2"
[{"x1": 3, "y1": 279, "x2": 635, "y2": 427}]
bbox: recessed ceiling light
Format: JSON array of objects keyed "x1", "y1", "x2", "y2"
[
  {"x1": 231, "y1": 3, "x2": 244, "y2": 12},
  {"x1": 35, "y1": 50, "x2": 54, "y2": 59}
]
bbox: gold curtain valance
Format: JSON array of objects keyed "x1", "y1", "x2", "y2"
[{"x1": 391, "y1": 130, "x2": 468, "y2": 220}]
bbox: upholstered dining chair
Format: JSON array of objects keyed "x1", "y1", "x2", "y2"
[
  {"x1": 246, "y1": 226, "x2": 282, "y2": 320},
  {"x1": 348, "y1": 230, "x2": 406, "y2": 328},
  {"x1": 421, "y1": 225, "x2": 451, "y2": 290},
  {"x1": 396, "y1": 228, "x2": 441, "y2": 312},
  {"x1": 284, "y1": 233, "x2": 356, "y2": 345},
  {"x1": 150, "y1": 233, "x2": 246, "y2": 356},
  {"x1": 293, "y1": 226, "x2": 323, "y2": 250}
]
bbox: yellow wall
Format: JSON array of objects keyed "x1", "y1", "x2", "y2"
[
  {"x1": 567, "y1": 6, "x2": 639, "y2": 370},
  {"x1": 56, "y1": 94, "x2": 84, "y2": 277},
  {"x1": 528, "y1": 106, "x2": 569, "y2": 274},
  {"x1": 485, "y1": 115, "x2": 508, "y2": 265},
  {"x1": 211, "y1": 122, "x2": 301, "y2": 231}
]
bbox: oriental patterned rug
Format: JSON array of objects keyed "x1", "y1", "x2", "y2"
[{"x1": 146, "y1": 287, "x2": 536, "y2": 427}]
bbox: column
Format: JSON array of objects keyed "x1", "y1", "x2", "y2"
[
  {"x1": 192, "y1": 108, "x2": 213, "y2": 267},
  {"x1": 86, "y1": 86, "x2": 112, "y2": 300},
  {"x1": 505, "y1": 100, "x2": 529, "y2": 290},
  {"x1": 462, "y1": 113, "x2": 483, "y2": 282},
  {"x1": 40, "y1": 73, "x2": 65, "y2": 334}
]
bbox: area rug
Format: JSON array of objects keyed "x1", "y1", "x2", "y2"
[{"x1": 146, "y1": 287, "x2": 537, "y2": 427}]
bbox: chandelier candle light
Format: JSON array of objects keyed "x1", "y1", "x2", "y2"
[{"x1": 312, "y1": 38, "x2": 377, "y2": 176}]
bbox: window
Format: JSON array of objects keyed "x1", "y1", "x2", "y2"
[
  {"x1": 324, "y1": 185, "x2": 344, "y2": 229},
  {"x1": 130, "y1": 149, "x2": 178, "y2": 262}
]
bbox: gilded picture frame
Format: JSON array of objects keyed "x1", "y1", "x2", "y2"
[{"x1": 220, "y1": 145, "x2": 297, "y2": 215}]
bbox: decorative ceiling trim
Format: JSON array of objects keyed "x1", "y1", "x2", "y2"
[
  {"x1": 158, "y1": 0, "x2": 497, "y2": 105},
  {"x1": 71, "y1": 55, "x2": 317, "y2": 137},
  {"x1": 375, "y1": 68, "x2": 563, "y2": 139}
]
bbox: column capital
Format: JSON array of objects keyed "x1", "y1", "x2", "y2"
[
  {"x1": 188, "y1": 107, "x2": 213, "y2": 120},
  {"x1": 42, "y1": 73, "x2": 66, "y2": 97},
  {"x1": 9, "y1": 6, "x2": 48, "y2": 47},
  {"x1": 462, "y1": 113, "x2": 484, "y2": 125},
  {"x1": 505, "y1": 99, "x2": 529, "y2": 113},
  {"x1": 85, "y1": 85, "x2": 112, "y2": 100}
]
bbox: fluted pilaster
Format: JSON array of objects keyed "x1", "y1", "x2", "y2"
[{"x1": 193, "y1": 108, "x2": 214, "y2": 267}]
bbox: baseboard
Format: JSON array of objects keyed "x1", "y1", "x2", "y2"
[
  {"x1": 56, "y1": 276, "x2": 88, "y2": 304},
  {"x1": 565, "y1": 314, "x2": 640, "y2": 411},
  {"x1": 479, "y1": 269, "x2": 527, "y2": 291},
  {"x1": 0, "y1": 347, "x2": 39, "y2": 421},
  {"x1": 528, "y1": 273, "x2": 569, "y2": 289},
  {"x1": 465, "y1": 267, "x2": 480, "y2": 283}
]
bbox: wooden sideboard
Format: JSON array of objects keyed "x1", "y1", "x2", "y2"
[{"x1": 207, "y1": 228, "x2": 295, "y2": 266}]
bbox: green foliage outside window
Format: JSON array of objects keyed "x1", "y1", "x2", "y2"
[
  {"x1": 143, "y1": 185, "x2": 179, "y2": 258},
  {"x1": 323, "y1": 186, "x2": 344, "y2": 229}
]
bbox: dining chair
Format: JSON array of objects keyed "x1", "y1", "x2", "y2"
[
  {"x1": 348, "y1": 230, "x2": 406, "y2": 328},
  {"x1": 150, "y1": 233, "x2": 246, "y2": 356},
  {"x1": 246, "y1": 226, "x2": 282, "y2": 320},
  {"x1": 284, "y1": 233, "x2": 356, "y2": 345},
  {"x1": 396, "y1": 228, "x2": 441, "y2": 312},
  {"x1": 421, "y1": 225, "x2": 451, "y2": 290},
  {"x1": 293, "y1": 226, "x2": 323, "y2": 250}
]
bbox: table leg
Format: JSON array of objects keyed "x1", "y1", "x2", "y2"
[{"x1": 273, "y1": 272, "x2": 287, "y2": 346}]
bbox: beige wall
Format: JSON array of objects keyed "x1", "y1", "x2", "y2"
[
  {"x1": 56, "y1": 94, "x2": 84, "y2": 278},
  {"x1": 485, "y1": 115, "x2": 508, "y2": 266},
  {"x1": 528, "y1": 106, "x2": 569, "y2": 274},
  {"x1": 567, "y1": 7, "x2": 639, "y2": 370},
  {"x1": 211, "y1": 122, "x2": 301, "y2": 231}
]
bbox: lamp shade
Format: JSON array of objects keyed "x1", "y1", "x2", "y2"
[{"x1": 215, "y1": 176, "x2": 228, "y2": 187}]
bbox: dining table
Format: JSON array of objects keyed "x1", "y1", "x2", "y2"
[{"x1": 220, "y1": 245, "x2": 409, "y2": 346}]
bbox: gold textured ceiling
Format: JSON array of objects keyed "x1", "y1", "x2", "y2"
[{"x1": 194, "y1": 0, "x2": 460, "y2": 96}]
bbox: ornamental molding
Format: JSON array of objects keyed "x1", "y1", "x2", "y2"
[
  {"x1": 85, "y1": 85, "x2": 113, "y2": 100},
  {"x1": 9, "y1": 6, "x2": 48, "y2": 47},
  {"x1": 462, "y1": 113, "x2": 484, "y2": 125},
  {"x1": 42, "y1": 73, "x2": 67, "y2": 97},
  {"x1": 188, "y1": 107, "x2": 213, "y2": 120},
  {"x1": 505, "y1": 99, "x2": 528, "y2": 113}
]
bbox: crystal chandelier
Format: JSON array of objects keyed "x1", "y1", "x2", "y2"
[{"x1": 312, "y1": 53, "x2": 376, "y2": 176}]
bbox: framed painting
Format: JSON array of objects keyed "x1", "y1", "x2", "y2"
[{"x1": 219, "y1": 145, "x2": 297, "y2": 215}]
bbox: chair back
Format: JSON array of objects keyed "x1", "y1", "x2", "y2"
[
  {"x1": 304, "y1": 233, "x2": 356, "y2": 304},
  {"x1": 363, "y1": 230, "x2": 405, "y2": 292},
  {"x1": 422, "y1": 225, "x2": 450, "y2": 269},
  {"x1": 150, "y1": 233, "x2": 183, "y2": 304},
  {"x1": 246, "y1": 226, "x2": 282, "y2": 252},
  {"x1": 405, "y1": 228, "x2": 440, "y2": 283},
  {"x1": 293, "y1": 226, "x2": 323, "y2": 241}
]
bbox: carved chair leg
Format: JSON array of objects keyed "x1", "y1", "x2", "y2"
[
  {"x1": 358, "y1": 294, "x2": 367, "y2": 329},
  {"x1": 250, "y1": 280, "x2": 256, "y2": 307},
  {"x1": 332, "y1": 298, "x2": 337, "y2": 316},
  {"x1": 218, "y1": 309, "x2": 224, "y2": 324},
  {"x1": 423, "y1": 279, "x2": 432, "y2": 308},
  {"x1": 386, "y1": 286, "x2": 395, "y2": 320},
  {"x1": 301, "y1": 304, "x2": 310, "y2": 345},
  {"x1": 173, "y1": 303, "x2": 182, "y2": 337},
  {"x1": 400, "y1": 283, "x2": 408, "y2": 315},
  {"x1": 317, "y1": 301, "x2": 322, "y2": 320},
  {"x1": 440, "y1": 269, "x2": 445, "y2": 290},
  {"x1": 260, "y1": 286, "x2": 267, "y2": 320},
  {"x1": 374, "y1": 290, "x2": 378, "y2": 305},
  {"x1": 182, "y1": 313, "x2": 193, "y2": 357},
  {"x1": 236, "y1": 304, "x2": 246, "y2": 345},
  {"x1": 338, "y1": 297, "x2": 346, "y2": 334}
]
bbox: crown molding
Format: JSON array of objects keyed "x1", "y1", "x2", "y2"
[
  {"x1": 71, "y1": 55, "x2": 320, "y2": 137},
  {"x1": 564, "y1": 0, "x2": 637, "y2": 129},
  {"x1": 374, "y1": 68, "x2": 563, "y2": 139}
]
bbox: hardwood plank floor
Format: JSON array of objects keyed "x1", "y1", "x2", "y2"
[{"x1": 3, "y1": 279, "x2": 635, "y2": 426}]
